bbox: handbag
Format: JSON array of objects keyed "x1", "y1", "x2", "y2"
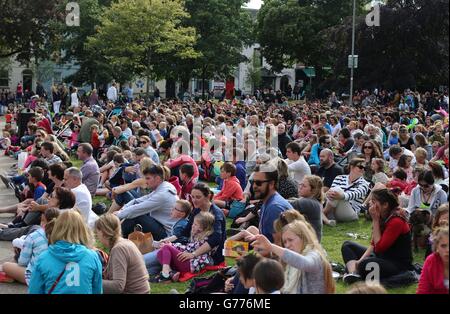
[
  {"x1": 127, "y1": 224, "x2": 154, "y2": 254},
  {"x1": 228, "y1": 201, "x2": 247, "y2": 219},
  {"x1": 48, "y1": 265, "x2": 68, "y2": 294}
]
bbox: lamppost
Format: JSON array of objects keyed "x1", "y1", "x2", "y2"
[{"x1": 349, "y1": 0, "x2": 356, "y2": 107}]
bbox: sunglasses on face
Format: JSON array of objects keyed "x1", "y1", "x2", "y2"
[
  {"x1": 419, "y1": 183, "x2": 431, "y2": 189},
  {"x1": 139, "y1": 141, "x2": 148, "y2": 144},
  {"x1": 364, "y1": 146, "x2": 373, "y2": 149},
  {"x1": 250, "y1": 179, "x2": 272, "y2": 187},
  {"x1": 355, "y1": 164, "x2": 366, "y2": 170}
]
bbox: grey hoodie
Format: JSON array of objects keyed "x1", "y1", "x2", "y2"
[
  {"x1": 407, "y1": 184, "x2": 448, "y2": 215},
  {"x1": 117, "y1": 181, "x2": 178, "y2": 235}
]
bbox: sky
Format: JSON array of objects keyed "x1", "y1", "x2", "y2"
[{"x1": 244, "y1": 0, "x2": 263, "y2": 10}]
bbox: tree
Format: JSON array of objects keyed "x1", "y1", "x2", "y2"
[
  {"x1": 245, "y1": 55, "x2": 262, "y2": 93},
  {"x1": 321, "y1": 0, "x2": 449, "y2": 91},
  {"x1": 181, "y1": 0, "x2": 254, "y2": 97},
  {"x1": 0, "y1": 0, "x2": 64, "y2": 63},
  {"x1": 255, "y1": 0, "x2": 368, "y2": 73},
  {"x1": 55, "y1": 0, "x2": 115, "y2": 87},
  {"x1": 87, "y1": 0, "x2": 199, "y2": 95}
]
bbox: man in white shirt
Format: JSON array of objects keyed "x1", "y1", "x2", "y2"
[
  {"x1": 64, "y1": 167, "x2": 98, "y2": 229},
  {"x1": 107, "y1": 83, "x2": 118, "y2": 103},
  {"x1": 285, "y1": 142, "x2": 311, "y2": 185}
]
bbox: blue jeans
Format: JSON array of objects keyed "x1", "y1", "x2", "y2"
[
  {"x1": 115, "y1": 189, "x2": 140, "y2": 206},
  {"x1": 143, "y1": 249, "x2": 161, "y2": 275},
  {"x1": 121, "y1": 214, "x2": 168, "y2": 240}
]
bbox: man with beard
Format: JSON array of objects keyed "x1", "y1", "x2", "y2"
[
  {"x1": 252, "y1": 164, "x2": 292, "y2": 243},
  {"x1": 317, "y1": 149, "x2": 343, "y2": 193}
]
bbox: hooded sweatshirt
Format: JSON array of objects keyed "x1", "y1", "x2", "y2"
[
  {"x1": 29, "y1": 241, "x2": 102, "y2": 294},
  {"x1": 213, "y1": 176, "x2": 244, "y2": 202},
  {"x1": 407, "y1": 184, "x2": 448, "y2": 216}
]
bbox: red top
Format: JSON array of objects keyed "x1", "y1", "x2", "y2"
[
  {"x1": 5, "y1": 114, "x2": 13, "y2": 123},
  {"x1": 213, "y1": 176, "x2": 244, "y2": 202},
  {"x1": 372, "y1": 216, "x2": 410, "y2": 253},
  {"x1": 168, "y1": 155, "x2": 199, "y2": 180},
  {"x1": 417, "y1": 252, "x2": 449, "y2": 294},
  {"x1": 91, "y1": 131, "x2": 100, "y2": 149}
]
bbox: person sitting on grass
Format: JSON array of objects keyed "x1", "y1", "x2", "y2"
[
  {"x1": 252, "y1": 258, "x2": 285, "y2": 294},
  {"x1": 143, "y1": 183, "x2": 226, "y2": 276},
  {"x1": 417, "y1": 227, "x2": 449, "y2": 294},
  {"x1": 224, "y1": 253, "x2": 263, "y2": 294},
  {"x1": 1, "y1": 208, "x2": 60, "y2": 285},
  {"x1": 155, "y1": 200, "x2": 192, "y2": 245},
  {"x1": 94, "y1": 214, "x2": 150, "y2": 294},
  {"x1": 226, "y1": 164, "x2": 293, "y2": 244},
  {"x1": 341, "y1": 188, "x2": 413, "y2": 285},
  {"x1": 213, "y1": 162, "x2": 244, "y2": 216},
  {"x1": 179, "y1": 163, "x2": 195, "y2": 203},
  {"x1": 322, "y1": 158, "x2": 370, "y2": 226},
  {"x1": 252, "y1": 220, "x2": 335, "y2": 294},
  {"x1": 151, "y1": 211, "x2": 215, "y2": 283},
  {"x1": 28, "y1": 210, "x2": 103, "y2": 294},
  {"x1": 289, "y1": 175, "x2": 324, "y2": 242}
]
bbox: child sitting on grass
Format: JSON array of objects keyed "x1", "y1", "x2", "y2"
[
  {"x1": 152, "y1": 211, "x2": 215, "y2": 283},
  {"x1": 224, "y1": 253, "x2": 263, "y2": 294},
  {"x1": 1, "y1": 208, "x2": 59, "y2": 285},
  {"x1": 252, "y1": 258, "x2": 285, "y2": 294},
  {"x1": 155, "y1": 200, "x2": 192, "y2": 246},
  {"x1": 213, "y1": 162, "x2": 244, "y2": 216}
]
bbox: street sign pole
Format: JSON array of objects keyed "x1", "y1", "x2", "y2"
[{"x1": 349, "y1": 0, "x2": 356, "y2": 106}]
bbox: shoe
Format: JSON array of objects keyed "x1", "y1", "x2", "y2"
[
  {"x1": 169, "y1": 289, "x2": 180, "y2": 294},
  {"x1": 343, "y1": 273, "x2": 362, "y2": 285},
  {"x1": 327, "y1": 220, "x2": 337, "y2": 227},
  {"x1": 0, "y1": 174, "x2": 11, "y2": 189}
]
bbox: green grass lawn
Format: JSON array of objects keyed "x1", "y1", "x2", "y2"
[{"x1": 78, "y1": 156, "x2": 420, "y2": 294}]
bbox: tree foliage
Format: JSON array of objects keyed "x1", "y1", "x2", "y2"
[
  {"x1": 87, "y1": 0, "x2": 199, "y2": 84},
  {"x1": 256, "y1": 0, "x2": 368, "y2": 72},
  {"x1": 0, "y1": 0, "x2": 64, "y2": 63},
  {"x1": 321, "y1": 0, "x2": 449, "y2": 91},
  {"x1": 181, "y1": 0, "x2": 254, "y2": 88}
]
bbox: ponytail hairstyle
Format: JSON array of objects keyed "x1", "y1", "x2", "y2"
[{"x1": 43, "y1": 208, "x2": 61, "y2": 241}]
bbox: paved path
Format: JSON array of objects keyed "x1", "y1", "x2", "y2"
[{"x1": 0, "y1": 117, "x2": 28, "y2": 293}]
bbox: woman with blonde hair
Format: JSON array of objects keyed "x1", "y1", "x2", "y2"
[
  {"x1": 289, "y1": 175, "x2": 324, "y2": 241},
  {"x1": 28, "y1": 210, "x2": 102, "y2": 294},
  {"x1": 252, "y1": 220, "x2": 335, "y2": 294},
  {"x1": 95, "y1": 214, "x2": 150, "y2": 294},
  {"x1": 417, "y1": 227, "x2": 449, "y2": 294},
  {"x1": 45, "y1": 134, "x2": 69, "y2": 161}
]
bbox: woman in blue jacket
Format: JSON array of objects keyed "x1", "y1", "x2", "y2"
[{"x1": 29, "y1": 210, "x2": 103, "y2": 294}]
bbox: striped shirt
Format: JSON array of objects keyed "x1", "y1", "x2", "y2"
[
  {"x1": 18, "y1": 227, "x2": 48, "y2": 284},
  {"x1": 330, "y1": 175, "x2": 370, "y2": 214}
]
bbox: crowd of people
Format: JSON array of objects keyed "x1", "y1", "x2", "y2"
[{"x1": 0, "y1": 85, "x2": 448, "y2": 294}]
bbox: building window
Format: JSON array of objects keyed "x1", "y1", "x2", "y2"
[
  {"x1": 0, "y1": 67, "x2": 8, "y2": 87},
  {"x1": 53, "y1": 72, "x2": 62, "y2": 83},
  {"x1": 253, "y1": 48, "x2": 263, "y2": 67}
]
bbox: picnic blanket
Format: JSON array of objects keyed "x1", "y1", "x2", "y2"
[{"x1": 178, "y1": 262, "x2": 227, "y2": 282}]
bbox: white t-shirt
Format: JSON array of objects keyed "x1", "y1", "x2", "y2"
[
  {"x1": 286, "y1": 156, "x2": 311, "y2": 185},
  {"x1": 107, "y1": 86, "x2": 118, "y2": 102},
  {"x1": 71, "y1": 184, "x2": 98, "y2": 229},
  {"x1": 71, "y1": 92, "x2": 79, "y2": 107}
]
